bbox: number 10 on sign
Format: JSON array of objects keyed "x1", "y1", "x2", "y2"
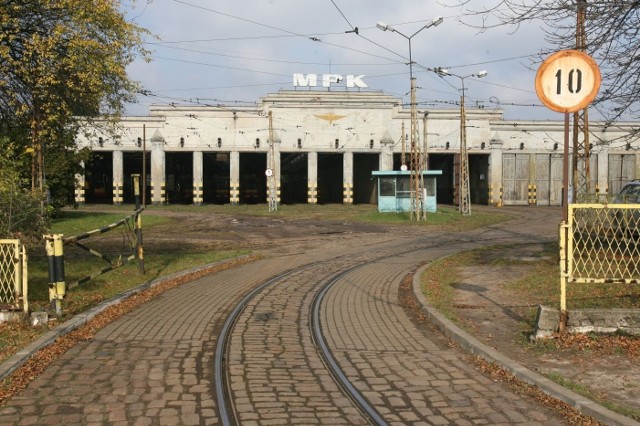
[{"x1": 535, "y1": 50, "x2": 601, "y2": 113}]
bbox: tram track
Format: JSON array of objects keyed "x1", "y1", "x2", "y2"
[{"x1": 212, "y1": 224, "x2": 551, "y2": 425}]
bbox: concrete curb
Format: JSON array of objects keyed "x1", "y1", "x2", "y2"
[
  {"x1": 412, "y1": 261, "x2": 640, "y2": 426},
  {"x1": 0, "y1": 255, "x2": 254, "y2": 383}
]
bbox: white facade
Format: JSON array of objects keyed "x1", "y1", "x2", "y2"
[{"x1": 75, "y1": 90, "x2": 640, "y2": 206}]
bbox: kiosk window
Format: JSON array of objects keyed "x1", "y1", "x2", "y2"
[{"x1": 380, "y1": 177, "x2": 395, "y2": 196}]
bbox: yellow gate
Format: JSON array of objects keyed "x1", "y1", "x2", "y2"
[
  {"x1": 560, "y1": 204, "x2": 640, "y2": 314},
  {"x1": 0, "y1": 239, "x2": 28, "y2": 312}
]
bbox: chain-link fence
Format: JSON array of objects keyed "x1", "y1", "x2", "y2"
[
  {"x1": 566, "y1": 204, "x2": 640, "y2": 283},
  {"x1": 0, "y1": 239, "x2": 28, "y2": 312},
  {"x1": 560, "y1": 203, "x2": 640, "y2": 316}
]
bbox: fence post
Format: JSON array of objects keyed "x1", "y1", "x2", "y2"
[
  {"x1": 45, "y1": 234, "x2": 65, "y2": 315},
  {"x1": 21, "y1": 243, "x2": 28, "y2": 313},
  {"x1": 558, "y1": 221, "x2": 569, "y2": 333},
  {"x1": 132, "y1": 174, "x2": 145, "y2": 274}
]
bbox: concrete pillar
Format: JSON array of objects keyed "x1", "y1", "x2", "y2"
[
  {"x1": 193, "y1": 151, "x2": 203, "y2": 205},
  {"x1": 150, "y1": 131, "x2": 165, "y2": 204},
  {"x1": 343, "y1": 151, "x2": 353, "y2": 204},
  {"x1": 230, "y1": 151, "x2": 240, "y2": 204},
  {"x1": 597, "y1": 144, "x2": 609, "y2": 197},
  {"x1": 380, "y1": 131, "x2": 394, "y2": 171},
  {"x1": 112, "y1": 150, "x2": 123, "y2": 205},
  {"x1": 489, "y1": 137, "x2": 504, "y2": 207},
  {"x1": 308, "y1": 151, "x2": 318, "y2": 204}
]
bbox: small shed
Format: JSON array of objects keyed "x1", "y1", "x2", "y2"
[{"x1": 372, "y1": 170, "x2": 443, "y2": 213}]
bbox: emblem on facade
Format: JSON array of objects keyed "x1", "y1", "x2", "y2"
[{"x1": 315, "y1": 112, "x2": 346, "y2": 124}]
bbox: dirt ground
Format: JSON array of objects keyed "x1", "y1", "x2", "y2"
[
  {"x1": 114, "y1": 206, "x2": 640, "y2": 421},
  {"x1": 449, "y1": 242, "x2": 640, "y2": 420}
]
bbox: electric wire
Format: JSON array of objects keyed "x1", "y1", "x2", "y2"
[{"x1": 130, "y1": 2, "x2": 570, "y2": 119}]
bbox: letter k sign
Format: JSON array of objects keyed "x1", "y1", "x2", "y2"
[{"x1": 347, "y1": 75, "x2": 367, "y2": 88}]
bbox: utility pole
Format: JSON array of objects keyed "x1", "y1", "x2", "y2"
[
  {"x1": 434, "y1": 68, "x2": 487, "y2": 215},
  {"x1": 572, "y1": 0, "x2": 592, "y2": 200},
  {"x1": 268, "y1": 111, "x2": 278, "y2": 212},
  {"x1": 459, "y1": 86, "x2": 471, "y2": 215},
  {"x1": 409, "y1": 74, "x2": 426, "y2": 220}
]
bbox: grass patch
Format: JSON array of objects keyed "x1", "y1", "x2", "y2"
[
  {"x1": 1, "y1": 209, "x2": 250, "y2": 365},
  {"x1": 420, "y1": 252, "x2": 478, "y2": 324},
  {"x1": 542, "y1": 371, "x2": 640, "y2": 420},
  {"x1": 50, "y1": 210, "x2": 168, "y2": 237}
]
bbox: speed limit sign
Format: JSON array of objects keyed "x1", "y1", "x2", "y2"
[{"x1": 535, "y1": 50, "x2": 601, "y2": 113}]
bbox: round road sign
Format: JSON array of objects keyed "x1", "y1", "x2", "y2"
[{"x1": 535, "y1": 50, "x2": 601, "y2": 113}]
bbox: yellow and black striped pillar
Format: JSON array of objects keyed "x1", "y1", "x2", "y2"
[
  {"x1": 45, "y1": 234, "x2": 66, "y2": 315},
  {"x1": 113, "y1": 182, "x2": 123, "y2": 205},
  {"x1": 75, "y1": 184, "x2": 85, "y2": 204},
  {"x1": 491, "y1": 185, "x2": 503, "y2": 207},
  {"x1": 230, "y1": 182, "x2": 240, "y2": 204},
  {"x1": 343, "y1": 183, "x2": 353, "y2": 205},
  {"x1": 528, "y1": 184, "x2": 537, "y2": 205},
  {"x1": 193, "y1": 181, "x2": 203, "y2": 205},
  {"x1": 307, "y1": 182, "x2": 318, "y2": 204},
  {"x1": 161, "y1": 181, "x2": 167, "y2": 204}
]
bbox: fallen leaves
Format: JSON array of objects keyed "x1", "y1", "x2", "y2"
[{"x1": 0, "y1": 254, "x2": 258, "y2": 406}]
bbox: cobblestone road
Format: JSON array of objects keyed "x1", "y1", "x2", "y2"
[{"x1": 0, "y1": 207, "x2": 582, "y2": 425}]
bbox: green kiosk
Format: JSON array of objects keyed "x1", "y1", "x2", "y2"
[{"x1": 371, "y1": 170, "x2": 443, "y2": 213}]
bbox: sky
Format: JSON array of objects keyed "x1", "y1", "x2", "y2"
[{"x1": 122, "y1": 0, "x2": 569, "y2": 121}]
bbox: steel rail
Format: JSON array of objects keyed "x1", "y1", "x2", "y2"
[
  {"x1": 214, "y1": 266, "x2": 313, "y2": 425},
  {"x1": 213, "y1": 227, "x2": 549, "y2": 425},
  {"x1": 310, "y1": 266, "x2": 389, "y2": 426}
]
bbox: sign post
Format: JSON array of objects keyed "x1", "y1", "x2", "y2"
[{"x1": 535, "y1": 49, "x2": 600, "y2": 331}]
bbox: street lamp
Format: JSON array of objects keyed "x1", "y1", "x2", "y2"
[
  {"x1": 434, "y1": 68, "x2": 487, "y2": 216},
  {"x1": 377, "y1": 16, "x2": 443, "y2": 221}
]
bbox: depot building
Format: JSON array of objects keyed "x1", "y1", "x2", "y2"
[{"x1": 75, "y1": 88, "x2": 640, "y2": 207}]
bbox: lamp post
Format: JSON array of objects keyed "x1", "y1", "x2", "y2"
[
  {"x1": 434, "y1": 68, "x2": 487, "y2": 216},
  {"x1": 377, "y1": 16, "x2": 443, "y2": 221}
]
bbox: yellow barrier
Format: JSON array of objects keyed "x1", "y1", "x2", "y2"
[
  {"x1": 0, "y1": 239, "x2": 28, "y2": 312},
  {"x1": 560, "y1": 203, "x2": 640, "y2": 328}
]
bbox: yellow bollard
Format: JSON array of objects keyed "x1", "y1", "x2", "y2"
[{"x1": 45, "y1": 234, "x2": 66, "y2": 315}]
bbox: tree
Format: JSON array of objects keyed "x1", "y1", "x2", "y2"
[
  {"x1": 0, "y1": 136, "x2": 49, "y2": 241},
  {"x1": 0, "y1": 0, "x2": 149, "y2": 211},
  {"x1": 454, "y1": 1, "x2": 640, "y2": 123}
]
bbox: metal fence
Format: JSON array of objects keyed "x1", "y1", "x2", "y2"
[
  {"x1": 0, "y1": 239, "x2": 28, "y2": 312},
  {"x1": 560, "y1": 203, "x2": 640, "y2": 312}
]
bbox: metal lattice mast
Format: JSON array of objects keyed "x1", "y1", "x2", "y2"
[
  {"x1": 268, "y1": 111, "x2": 278, "y2": 212},
  {"x1": 459, "y1": 92, "x2": 471, "y2": 215},
  {"x1": 410, "y1": 76, "x2": 425, "y2": 220},
  {"x1": 572, "y1": 0, "x2": 591, "y2": 199},
  {"x1": 423, "y1": 113, "x2": 429, "y2": 171}
]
